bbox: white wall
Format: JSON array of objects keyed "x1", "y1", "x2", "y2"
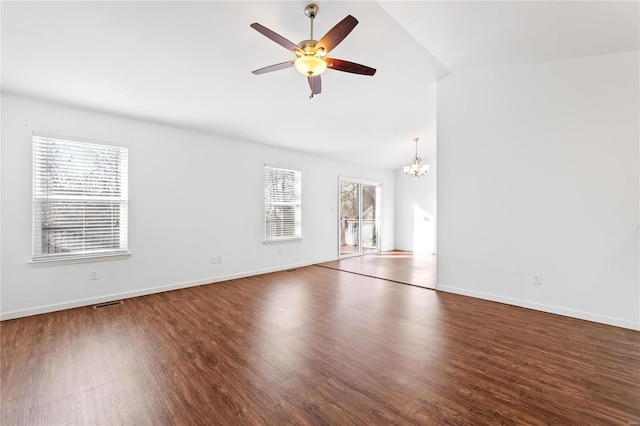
[
  {"x1": 437, "y1": 51, "x2": 639, "y2": 330},
  {"x1": 394, "y1": 165, "x2": 436, "y2": 253},
  {"x1": 0, "y1": 94, "x2": 395, "y2": 319}
]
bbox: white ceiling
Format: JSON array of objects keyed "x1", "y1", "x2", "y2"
[{"x1": 2, "y1": 1, "x2": 638, "y2": 169}]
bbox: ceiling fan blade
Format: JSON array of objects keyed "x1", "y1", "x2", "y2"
[
  {"x1": 252, "y1": 61, "x2": 295, "y2": 75},
  {"x1": 308, "y1": 75, "x2": 321, "y2": 95},
  {"x1": 250, "y1": 23, "x2": 301, "y2": 54},
  {"x1": 326, "y1": 58, "x2": 376, "y2": 76},
  {"x1": 315, "y1": 15, "x2": 358, "y2": 55}
]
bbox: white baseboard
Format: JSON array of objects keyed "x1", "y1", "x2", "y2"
[
  {"x1": 0, "y1": 259, "x2": 336, "y2": 321},
  {"x1": 436, "y1": 284, "x2": 640, "y2": 331}
]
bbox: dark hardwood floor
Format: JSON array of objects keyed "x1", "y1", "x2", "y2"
[
  {"x1": 318, "y1": 250, "x2": 436, "y2": 289},
  {"x1": 1, "y1": 266, "x2": 639, "y2": 425}
]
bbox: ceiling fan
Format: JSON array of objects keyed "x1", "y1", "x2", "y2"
[{"x1": 250, "y1": 3, "x2": 376, "y2": 98}]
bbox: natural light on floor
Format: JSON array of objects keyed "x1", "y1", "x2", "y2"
[
  {"x1": 375, "y1": 253, "x2": 414, "y2": 259},
  {"x1": 414, "y1": 204, "x2": 435, "y2": 254}
]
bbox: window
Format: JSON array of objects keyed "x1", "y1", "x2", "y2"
[
  {"x1": 32, "y1": 133, "x2": 128, "y2": 261},
  {"x1": 264, "y1": 166, "x2": 301, "y2": 241}
]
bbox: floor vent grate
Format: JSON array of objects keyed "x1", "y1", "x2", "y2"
[{"x1": 93, "y1": 300, "x2": 123, "y2": 309}]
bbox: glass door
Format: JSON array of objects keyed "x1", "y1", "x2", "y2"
[
  {"x1": 360, "y1": 184, "x2": 379, "y2": 253},
  {"x1": 340, "y1": 182, "x2": 360, "y2": 256},
  {"x1": 339, "y1": 179, "x2": 380, "y2": 257}
]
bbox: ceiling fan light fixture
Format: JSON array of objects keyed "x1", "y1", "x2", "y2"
[{"x1": 294, "y1": 55, "x2": 327, "y2": 76}]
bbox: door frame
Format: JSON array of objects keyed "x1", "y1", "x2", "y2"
[{"x1": 337, "y1": 176, "x2": 382, "y2": 258}]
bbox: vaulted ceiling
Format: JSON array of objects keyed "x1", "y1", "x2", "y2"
[{"x1": 2, "y1": 1, "x2": 638, "y2": 169}]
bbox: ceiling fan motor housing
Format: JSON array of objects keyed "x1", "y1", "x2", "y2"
[{"x1": 297, "y1": 40, "x2": 324, "y2": 56}]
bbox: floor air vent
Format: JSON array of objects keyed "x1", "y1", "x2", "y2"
[{"x1": 93, "y1": 300, "x2": 123, "y2": 309}]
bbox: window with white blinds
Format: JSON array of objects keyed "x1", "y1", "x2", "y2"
[
  {"x1": 32, "y1": 134, "x2": 128, "y2": 261},
  {"x1": 264, "y1": 166, "x2": 301, "y2": 241}
]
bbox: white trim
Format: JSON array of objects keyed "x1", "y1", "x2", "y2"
[
  {"x1": 32, "y1": 130, "x2": 129, "y2": 148},
  {"x1": 338, "y1": 175, "x2": 382, "y2": 187},
  {"x1": 436, "y1": 284, "x2": 640, "y2": 331},
  {"x1": 28, "y1": 252, "x2": 131, "y2": 266},
  {"x1": 262, "y1": 237, "x2": 302, "y2": 244},
  {"x1": 0, "y1": 258, "x2": 336, "y2": 321}
]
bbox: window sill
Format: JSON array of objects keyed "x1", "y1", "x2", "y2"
[
  {"x1": 262, "y1": 237, "x2": 302, "y2": 244},
  {"x1": 29, "y1": 252, "x2": 131, "y2": 267}
]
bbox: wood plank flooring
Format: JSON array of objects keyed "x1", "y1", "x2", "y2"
[
  {"x1": 318, "y1": 250, "x2": 436, "y2": 289},
  {"x1": 1, "y1": 266, "x2": 639, "y2": 425}
]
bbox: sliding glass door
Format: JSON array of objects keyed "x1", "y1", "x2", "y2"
[{"x1": 339, "y1": 179, "x2": 381, "y2": 257}]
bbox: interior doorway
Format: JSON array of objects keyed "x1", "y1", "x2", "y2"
[{"x1": 339, "y1": 178, "x2": 381, "y2": 257}]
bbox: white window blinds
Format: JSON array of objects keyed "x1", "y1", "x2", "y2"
[
  {"x1": 264, "y1": 166, "x2": 301, "y2": 241},
  {"x1": 32, "y1": 134, "x2": 128, "y2": 261}
]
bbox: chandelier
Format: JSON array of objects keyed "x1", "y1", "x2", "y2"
[{"x1": 403, "y1": 138, "x2": 429, "y2": 177}]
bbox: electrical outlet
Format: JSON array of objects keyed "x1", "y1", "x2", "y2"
[
  {"x1": 90, "y1": 270, "x2": 98, "y2": 280},
  {"x1": 217, "y1": 256, "x2": 223, "y2": 264},
  {"x1": 277, "y1": 249, "x2": 282, "y2": 256},
  {"x1": 532, "y1": 274, "x2": 541, "y2": 285},
  {"x1": 210, "y1": 257, "x2": 217, "y2": 265}
]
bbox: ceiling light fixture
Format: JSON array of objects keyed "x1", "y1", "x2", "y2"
[
  {"x1": 295, "y1": 55, "x2": 327, "y2": 76},
  {"x1": 250, "y1": 3, "x2": 376, "y2": 98},
  {"x1": 403, "y1": 138, "x2": 429, "y2": 177}
]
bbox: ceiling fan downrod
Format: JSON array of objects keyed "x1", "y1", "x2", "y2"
[
  {"x1": 305, "y1": 4, "x2": 319, "y2": 99},
  {"x1": 304, "y1": 4, "x2": 318, "y2": 40}
]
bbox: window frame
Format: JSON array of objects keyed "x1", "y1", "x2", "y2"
[
  {"x1": 31, "y1": 132, "x2": 130, "y2": 263},
  {"x1": 263, "y1": 165, "x2": 302, "y2": 243}
]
